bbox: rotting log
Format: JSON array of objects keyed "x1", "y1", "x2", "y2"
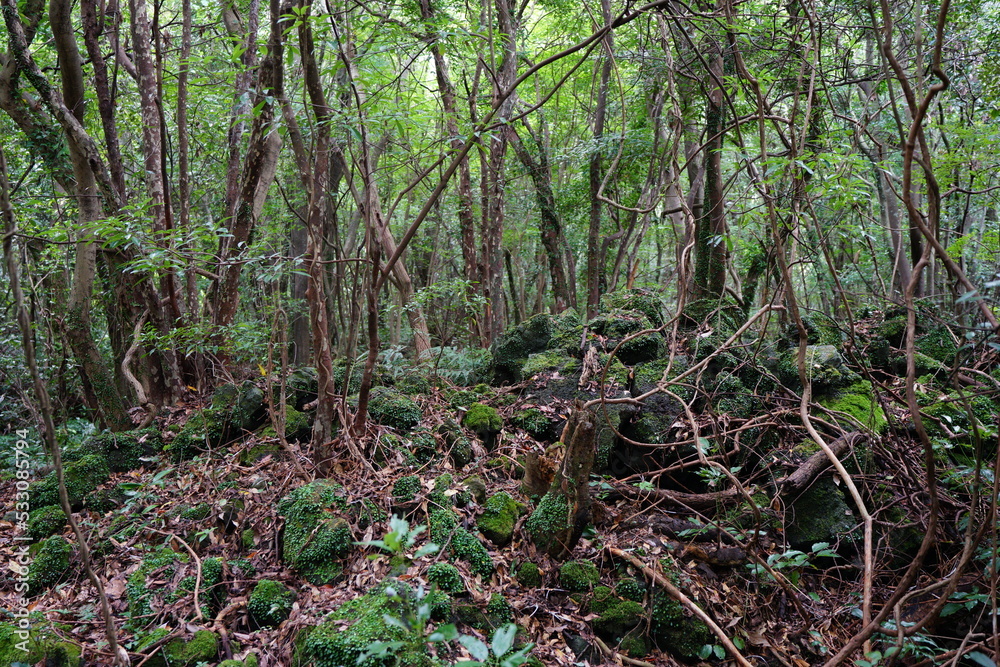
[{"x1": 779, "y1": 431, "x2": 865, "y2": 497}]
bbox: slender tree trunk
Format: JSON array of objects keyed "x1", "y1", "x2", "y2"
[{"x1": 586, "y1": 0, "x2": 613, "y2": 319}]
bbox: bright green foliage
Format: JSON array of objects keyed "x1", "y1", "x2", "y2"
[
  {"x1": 277, "y1": 481, "x2": 353, "y2": 585},
  {"x1": 820, "y1": 382, "x2": 888, "y2": 434},
  {"x1": 559, "y1": 561, "x2": 600, "y2": 592},
  {"x1": 248, "y1": 579, "x2": 296, "y2": 627},
  {"x1": 27, "y1": 504, "x2": 65, "y2": 542},
  {"x1": 462, "y1": 403, "x2": 502, "y2": 434},
  {"x1": 524, "y1": 490, "x2": 570, "y2": 553},
  {"x1": 476, "y1": 492, "x2": 523, "y2": 546},
  {"x1": 489, "y1": 314, "x2": 554, "y2": 384},
  {"x1": 28, "y1": 535, "x2": 71, "y2": 595},
  {"x1": 29, "y1": 454, "x2": 110, "y2": 510},
  {"x1": 369, "y1": 387, "x2": 423, "y2": 430},
  {"x1": 0, "y1": 621, "x2": 82, "y2": 667},
  {"x1": 163, "y1": 630, "x2": 220, "y2": 667},
  {"x1": 615, "y1": 578, "x2": 645, "y2": 602},
  {"x1": 297, "y1": 582, "x2": 410, "y2": 667},
  {"x1": 515, "y1": 562, "x2": 542, "y2": 587},
  {"x1": 393, "y1": 475, "x2": 422, "y2": 503},
  {"x1": 426, "y1": 562, "x2": 464, "y2": 593}
]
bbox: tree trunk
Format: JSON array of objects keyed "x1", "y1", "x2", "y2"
[{"x1": 586, "y1": 0, "x2": 613, "y2": 320}]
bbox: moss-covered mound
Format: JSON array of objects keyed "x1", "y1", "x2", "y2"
[
  {"x1": 78, "y1": 429, "x2": 157, "y2": 472},
  {"x1": 476, "y1": 491, "x2": 523, "y2": 546},
  {"x1": 28, "y1": 454, "x2": 110, "y2": 511},
  {"x1": 515, "y1": 562, "x2": 542, "y2": 587},
  {"x1": 784, "y1": 477, "x2": 856, "y2": 549},
  {"x1": 27, "y1": 504, "x2": 66, "y2": 542},
  {"x1": 429, "y1": 508, "x2": 494, "y2": 578},
  {"x1": 392, "y1": 474, "x2": 422, "y2": 503},
  {"x1": 819, "y1": 381, "x2": 887, "y2": 434},
  {"x1": 0, "y1": 621, "x2": 82, "y2": 667},
  {"x1": 277, "y1": 481, "x2": 354, "y2": 585},
  {"x1": 248, "y1": 579, "x2": 296, "y2": 628},
  {"x1": 368, "y1": 387, "x2": 422, "y2": 431},
  {"x1": 28, "y1": 535, "x2": 71, "y2": 595},
  {"x1": 163, "y1": 630, "x2": 220, "y2": 667},
  {"x1": 559, "y1": 560, "x2": 600, "y2": 592},
  {"x1": 489, "y1": 313, "x2": 554, "y2": 384},
  {"x1": 426, "y1": 562, "x2": 464, "y2": 593}
]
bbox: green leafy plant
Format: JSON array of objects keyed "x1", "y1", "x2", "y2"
[{"x1": 746, "y1": 542, "x2": 839, "y2": 586}]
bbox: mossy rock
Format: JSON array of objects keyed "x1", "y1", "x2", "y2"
[
  {"x1": 476, "y1": 491, "x2": 523, "y2": 546},
  {"x1": 524, "y1": 489, "x2": 571, "y2": 555},
  {"x1": 392, "y1": 475, "x2": 421, "y2": 503},
  {"x1": 239, "y1": 442, "x2": 281, "y2": 465},
  {"x1": 368, "y1": 387, "x2": 422, "y2": 431},
  {"x1": 428, "y1": 509, "x2": 494, "y2": 578},
  {"x1": 27, "y1": 504, "x2": 66, "y2": 542},
  {"x1": 0, "y1": 621, "x2": 82, "y2": 667},
  {"x1": 600, "y1": 289, "x2": 666, "y2": 328},
  {"x1": 162, "y1": 630, "x2": 219, "y2": 667},
  {"x1": 649, "y1": 592, "x2": 711, "y2": 658},
  {"x1": 489, "y1": 314, "x2": 554, "y2": 384},
  {"x1": 559, "y1": 560, "x2": 600, "y2": 592},
  {"x1": 127, "y1": 547, "x2": 188, "y2": 626},
  {"x1": 776, "y1": 345, "x2": 858, "y2": 395},
  {"x1": 486, "y1": 594, "x2": 514, "y2": 625},
  {"x1": 277, "y1": 481, "x2": 353, "y2": 585},
  {"x1": 521, "y1": 351, "x2": 581, "y2": 378},
  {"x1": 28, "y1": 535, "x2": 71, "y2": 595},
  {"x1": 780, "y1": 313, "x2": 844, "y2": 347},
  {"x1": 784, "y1": 477, "x2": 856, "y2": 549},
  {"x1": 615, "y1": 578, "x2": 645, "y2": 602},
  {"x1": 288, "y1": 366, "x2": 319, "y2": 409},
  {"x1": 166, "y1": 410, "x2": 228, "y2": 461},
  {"x1": 591, "y1": 597, "x2": 644, "y2": 639},
  {"x1": 428, "y1": 473, "x2": 455, "y2": 509},
  {"x1": 511, "y1": 407, "x2": 555, "y2": 441},
  {"x1": 819, "y1": 381, "x2": 888, "y2": 434},
  {"x1": 248, "y1": 579, "x2": 296, "y2": 628},
  {"x1": 515, "y1": 562, "x2": 542, "y2": 587},
  {"x1": 426, "y1": 562, "x2": 464, "y2": 593},
  {"x1": 78, "y1": 428, "x2": 159, "y2": 472},
  {"x1": 617, "y1": 332, "x2": 664, "y2": 366},
  {"x1": 395, "y1": 370, "x2": 433, "y2": 395},
  {"x1": 296, "y1": 581, "x2": 426, "y2": 667},
  {"x1": 85, "y1": 485, "x2": 127, "y2": 514},
  {"x1": 29, "y1": 454, "x2": 110, "y2": 511},
  {"x1": 463, "y1": 476, "x2": 488, "y2": 503},
  {"x1": 462, "y1": 402, "x2": 502, "y2": 435}
]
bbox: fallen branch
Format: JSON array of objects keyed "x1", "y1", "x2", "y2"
[
  {"x1": 604, "y1": 479, "x2": 741, "y2": 513},
  {"x1": 779, "y1": 432, "x2": 864, "y2": 497},
  {"x1": 606, "y1": 546, "x2": 753, "y2": 667}
]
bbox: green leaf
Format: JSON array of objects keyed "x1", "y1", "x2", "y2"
[
  {"x1": 956, "y1": 290, "x2": 981, "y2": 304},
  {"x1": 459, "y1": 635, "x2": 490, "y2": 662},
  {"x1": 967, "y1": 652, "x2": 997, "y2": 667},
  {"x1": 429, "y1": 624, "x2": 459, "y2": 642},
  {"x1": 492, "y1": 624, "x2": 517, "y2": 657}
]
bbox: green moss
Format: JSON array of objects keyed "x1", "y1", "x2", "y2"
[
  {"x1": 28, "y1": 535, "x2": 71, "y2": 595},
  {"x1": 515, "y1": 562, "x2": 542, "y2": 587},
  {"x1": 589, "y1": 309, "x2": 650, "y2": 338},
  {"x1": 489, "y1": 314, "x2": 554, "y2": 384},
  {"x1": 649, "y1": 592, "x2": 711, "y2": 658},
  {"x1": 429, "y1": 473, "x2": 454, "y2": 509},
  {"x1": 600, "y1": 289, "x2": 666, "y2": 327},
  {"x1": 476, "y1": 491, "x2": 522, "y2": 546},
  {"x1": 0, "y1": 621, "x2": 82, "y2": 667},
  {"x1": 618, "y1": 634, "x2": 649, "y2": 657},
  {"x1": 462, "y1": 403, "x2": 502, "y2": 433},
  {"x1": 463, "y1": 476, "x2": 488, "y2": 503},
  {"x1": 248, "y1": 579, "x2": 296, "y2": 627},
  {"x1": 277, "y1": 481, "x2": 353, "y2": 585},
  {"x1": 820, "y1": 381, "x2": 888, "y2": 434},
  {"x1": 127, "y1": 547, "x2": 187, "y2": 626},
  {"x1": 392, "y1": 475, "x2": 421, "y2": 503},
  {"x1": 559, "y1": 561, "x2": 600, "y2": 592},
  {"x1": 368, "y1": 387, "x2": 422, "y2": 431},
  {"x1": 427, "y1": 562, "x2": 464, "y2": 593},
  {"x1": 428, "y1": 509, "x2": 494, "y2": 578},
  {"x1": 615, "y1": 578, "x2": 645, "y2": 603},
  {"x1": 80, "y1": 430, "x2": 156, "y2": 472},
  {"x1": 486, "y1": 594, "x2": 513, "y2": 625},
  {"x1": 395, "y1": 371, "x2": 432, "y2": 395},
  {"x1": 296, "y1": 582, "x2": 410, "y2": 667},
  {"x1": 591, "y1": 598, "x2": 645, "y2": 638},
  {"x1": 27, "y1": 504, "x2": 66, "y2": 542},
  {"x1": 163, "y1": 630, "x2": 219, "y2": 667},
  {"x1": 179, "y1": 503, "x2": 212, "y2": 521},
  {"x1": 239, "y1": 442, "x2": 281, "y2": 465},
  {"x1": 784, "y1": 477, "x2": 855, "y2": 548},
  {"x1": 511, "y1": 408, "x2": 553, "y2": 440},
  {"x1": 617, "y1": 333, "x2": 664, "y2": 366},
  {"x1": 85, "y1": 486, "x2": 126, "y2": 514},
  {"x1": 29, "y1": 454, "x2": 110, "y2": 511},
  {"x1": 522, "y1": 351, "x2": 580, "y2": 377},
  {"x1": 524, "y1": 490, "x2": 570, "y2": 553}
]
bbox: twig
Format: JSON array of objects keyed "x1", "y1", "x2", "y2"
[{"x1": 606, "y1": 546, "x2": 753, "y2": 667}]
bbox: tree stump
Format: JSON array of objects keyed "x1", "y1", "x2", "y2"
[{"x1": 525, "y1": 403, "x2": 595, "y2": 558}]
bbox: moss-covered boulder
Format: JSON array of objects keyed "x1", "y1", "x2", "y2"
[
  {"x1": 27, "y1": 504, "x2": 66, "y2": 542},
  {"x1": 438, "y1": 420, "x2": 473, "y2": 468},
  {"x1": 776, "y1": 345, "x2": 858, "y2": 395},
  {"x1": 476, "y1": 491, "x2": 523, "y2": 546},
  {"x1": 85, "y1": 485, "x2": 127, "y2": 514},
  {"x1": 591, "y1": 596, "x2": 645, "y2": 640},
  {"x1": 163, "y1": 630, "x2": 220, "y2": 667},
  {"x1": 615, "y1": 578, "x2": 645, "y2": 602},
  {"x1": 426, "y1": 562, "x2": 464, "y2": 593},
  {"x1": 127, "y1": 547, "x2": 187, "y2": 626},
  {"x1": 784, "y1": 477, "x2": 856, "y2": 549},
  {"x1": 248, "y1": 579, "x2": 296, "y2": 628},
  {"x1": 515, "y1": 562, "x2": 542, "y2": 587},
  {"x1": 600, "y1": 289, "x2": 666, "y2": 328},
  {"x1": 392, "y1": 475, "x2": 422, "y2": 504},
  {"x1": 78, "y1": 429, "x2": 157, "y2": 472},
  {"x1": 258, "y1": 406, "x2": 311, "y2": 442},
  {"x1": 277, "y1": 481, "x2": 353, "y2": 585},
  {"x1": 295, "y1": 581, "x2": 427, "y2": 667},
  {"x1": 559, "y1": 560, "x2": 600, "y2": 592},
  {"x1": 28, "y1": 454, "x2": 110, "y2": 511},
  {"x1": 368, "y1": 387, "x2": 422, "y2": 431},
  {"x1": 649, "y1": 591, "x2": 711, "y2": 659},
  {"x1": 462, "y1": 402, "x2": 502, "y2": 450},
  {"x1": 511, "y1": 407, "x2": 555, "y2": 441},
  {"x1": 28, "y1": 535, "x2": 71, "y2": 595},
  {"x1": 0, "y1": 621, "x2": 82, "y2": 667},
  {"x1": 490, "y1": 314, "x2": 554, "y2": 384},
  {"x1": 288, "y1": 366, "x2": 319, "y2": 409},
  {"x1": 429, "y1": 509, "x2": 494, "y2": 578},
  {"x1": 819, "y1": 381, "x2": 888, "y2": 434}
]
